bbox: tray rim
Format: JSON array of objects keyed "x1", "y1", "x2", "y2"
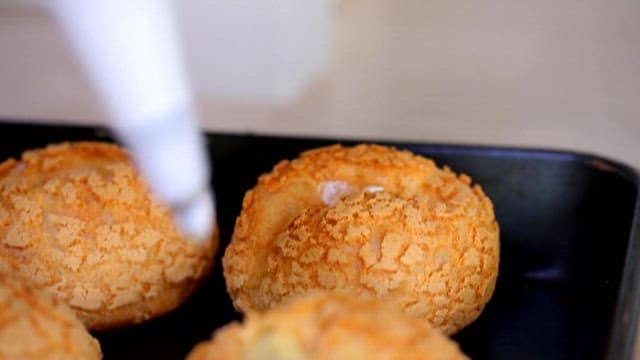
[
  {"x1": 1, "y1": 118, "x2": 638, "y2": 176},
  {"x1": 207, "y1": 130, "x2": 640, "y2": 178}
]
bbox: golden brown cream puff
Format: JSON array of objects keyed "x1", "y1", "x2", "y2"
[
  {"x1": 188, "y1": 291, "x2": 468, "y2": 360},
  {"x1": 0, "y1": 272, "x2": 102, "y2": 359},
  {"x1": 0, "y1": 142, "x2": 217, "y2": 330},
  {"x1": 223, "y1": 144, "x2": 499, "y2": 334}
]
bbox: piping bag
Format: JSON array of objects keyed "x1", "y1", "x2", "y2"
[{"x1": 50, "y1": 0, "x2": 215, "y2": 242}]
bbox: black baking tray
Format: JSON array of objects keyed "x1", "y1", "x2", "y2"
[{"x1": 0, "y1": 121, "x2": 638, "y2": 360}]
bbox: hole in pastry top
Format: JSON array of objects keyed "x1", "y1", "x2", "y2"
[{"x1": 317, "y1": 180, "x2": 385, "y2": 207}]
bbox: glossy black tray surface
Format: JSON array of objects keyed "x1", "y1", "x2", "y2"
[{"x1": 0, "y1": 122, "x2": 638, "y2": 360}]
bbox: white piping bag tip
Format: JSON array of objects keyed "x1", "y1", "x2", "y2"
[{"x1": 173, "y1": 190, "x2": 216, "y2": 243}]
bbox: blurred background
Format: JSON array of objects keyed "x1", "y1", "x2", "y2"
[{"x1": 0, "y1": 0, "x2": 638, "y2": 169}]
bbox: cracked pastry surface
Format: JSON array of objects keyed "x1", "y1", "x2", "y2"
[
  {"x1": 223, "y1": 144, "x2": 499, "y2": 334},
  {"x1": 0, "y1": 142, "x2": 217, "y2": 330},
  {"x1": 0, "y1": 272, "x2": 102, "y2": 359},
  {"x1": 187, "y1": 292, "x2": 468, "y2": 360}
]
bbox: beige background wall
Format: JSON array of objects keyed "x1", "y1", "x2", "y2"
[{"x1": 0, "y1": 0, "x2": 638, "y2": 171}]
